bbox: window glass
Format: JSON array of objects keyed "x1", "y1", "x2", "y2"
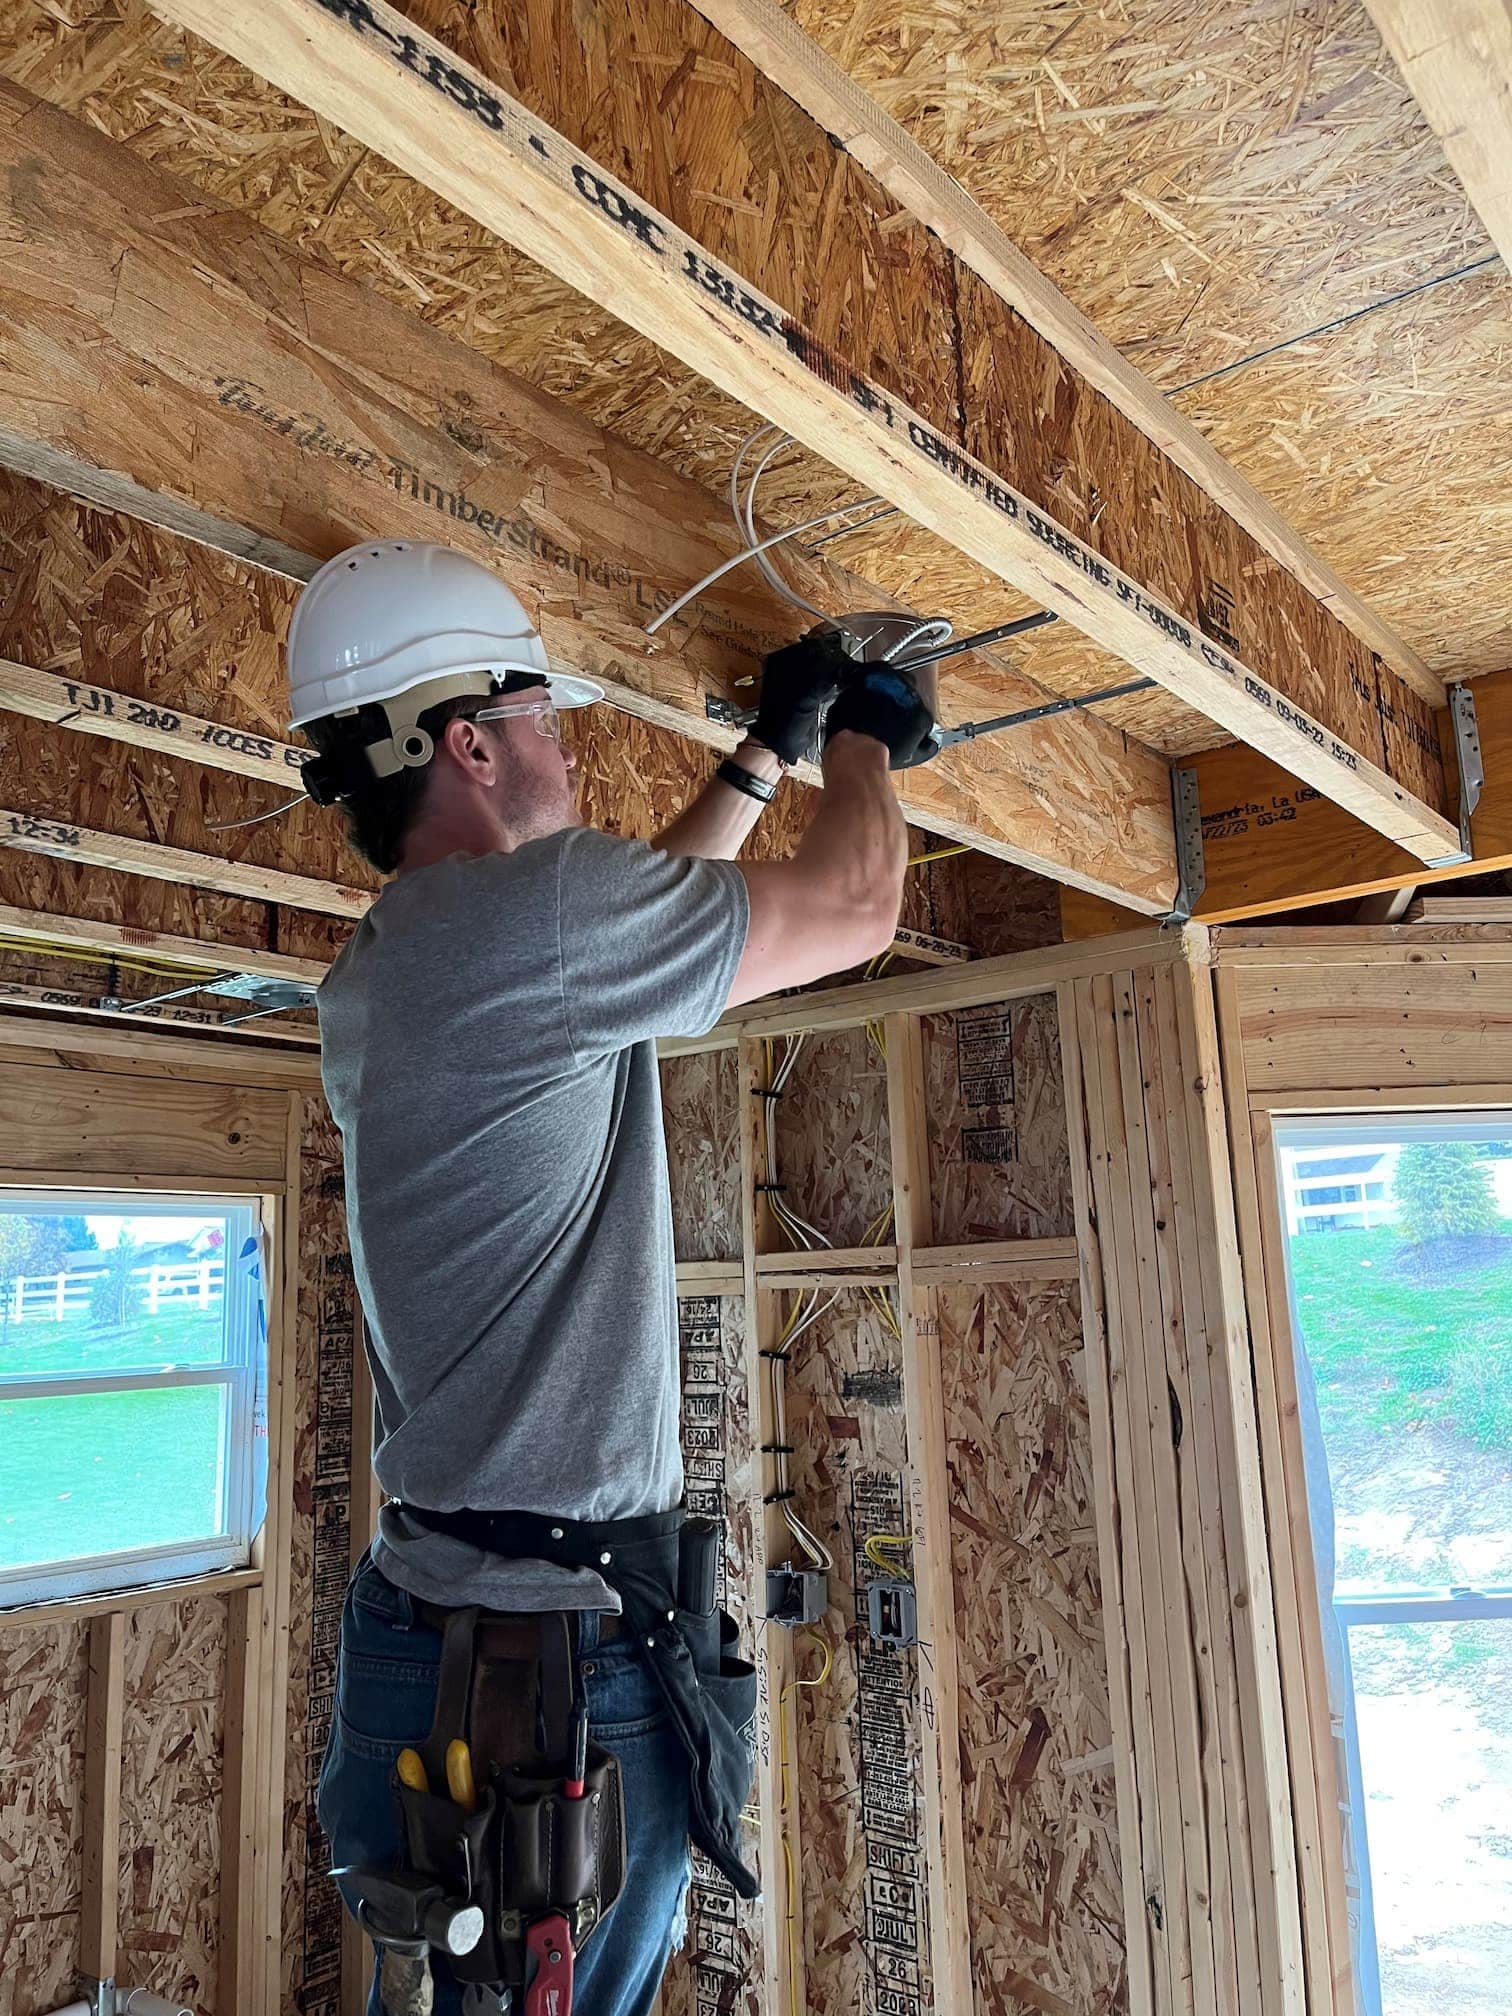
[
  {"x1": 0, "y1": 1195, "x2": 265, "y2": 1608},
  {"x1": 1277, "y1": 1121, "x2": 1512, "y2": 2015}
]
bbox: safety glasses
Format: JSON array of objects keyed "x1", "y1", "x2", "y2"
[{"x1": 474, "y1": 696, "x2": 561, "y2": 743}]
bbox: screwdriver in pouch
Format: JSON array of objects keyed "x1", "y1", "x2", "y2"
[{"x1": 564, "y1": 1693, "x2": 588, "y2": 1800}]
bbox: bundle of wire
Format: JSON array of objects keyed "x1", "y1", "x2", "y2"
[
  {"x1": 645, "y1": 425, "x2": 952, "y2": 670},
  {"x1": 761, "y1": 1031, "x2": 906, "y2": 1580},
  {"x1": 762, "y1": 1033, "x2": 836, "y2": 1576}
]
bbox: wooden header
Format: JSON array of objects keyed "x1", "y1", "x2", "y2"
[
  {"x1": 1062, "y1": 667, "x2": 1512, "y2": 932},
  {"x1": 148, "y1": 0, "x2": 1454, "y2": 861},
  {"x1": 0, "y1": 79, "x2": 1176, "y2": 916}
]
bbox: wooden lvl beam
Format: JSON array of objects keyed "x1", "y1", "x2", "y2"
[
  {"x1": 255, "y1": 1110, "x2": 304, "y2": 2016},
  {"x1": 1363, "y1": 0, "x2": 1512, "y2": 275},
  {"x1": 1063, "y1": 668, "x2": 1512, "y2": 933},
  {"x1": 344, "y1": 1319, "x2": 381, "y2": 2016},
  {"x1": 0, "y1": 81, "x2": 1175, "y2": 917},
  {"x1": 1056, "y1": 980, "x2": 1159, "y2": 2016},
  {"x1": 0, "y1": 808, "x2": 371, "y2": 920},
  {"x1": 81, "y1": 1608, "x2": 126, "y2": 1984},
  {"x1": 147, "y1": 0, "x2": 1458, "y2": 862},
  {"x1": 884, "y1": 1011, "x2": 971, "y2": 2016},
  {"x1": 690, "y1": 0, "x2": 1444, "y2": 708},
  {"x1": 1061, "y1": 952, "x2": 1306, "y2": 2016},
  {"x1": 220, "y1": 1586, "x2": 264, "y2": 2016}
]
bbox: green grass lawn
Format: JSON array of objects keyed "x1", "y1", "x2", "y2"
[
  {"x1": 0, "y1": 1383, "x2": 224, "y2": 1570},
  {"x1": 1287, "y1": 1225, "x2": 1512, "y2": 1451},
  {"x1": 0, "y1": 1302, "x2": 225, "y2": 1376},
  {"x1": 0, "y1": 1306, "x2": 231, "y2": 1574}
]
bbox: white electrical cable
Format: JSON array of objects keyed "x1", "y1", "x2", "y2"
[
  {"x1": 739, "y1": 431, "x2": 827, "y2": 621},
  {"x1": 763, "y1": 1034, "x2": 835, "y2": 1574},
  {"x1": 646, "y1": 425, "x2": 883, "y2": 637},
  {"x1": 642, "y1": 506, "x2": 877, "y2": 637},
  {"x1": 206, "y1": 789, "x2": 310, "y2": 832}
]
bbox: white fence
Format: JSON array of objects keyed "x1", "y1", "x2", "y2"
[{"x1": 6, "y1": 1258, "x2": 224, "y2": 1323}]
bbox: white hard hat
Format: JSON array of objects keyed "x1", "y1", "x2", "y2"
[{"x1": 287, "y1": 540, "x2": 602, "y2": 728}]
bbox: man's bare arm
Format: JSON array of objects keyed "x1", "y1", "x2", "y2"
[
  {"x1": 653, "y1": 738, "x2": 787, "y2": 862},
  {"x1": 726, "y1": 733, "x2": 906, "y2": 1005}
]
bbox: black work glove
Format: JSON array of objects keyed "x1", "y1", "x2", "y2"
[
  {"x1": 750, "y1": 630, "x2": 851, "y2": 767},
  {"x1": 824, "y1": 665, "x2": 940, "y2": 770}
]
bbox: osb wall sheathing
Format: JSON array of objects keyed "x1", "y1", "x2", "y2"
[
  {"x1": 777, "y1": 1027, "x2": 895, "y2": 1251},
  {"x1": 940, "y1": 1283, "x2": 1125, "y2": 2016},
  {"x1": 285, "y1": 1096, "x2": 358, "y2": 2016},
  {"x1": 661, "y1": 1051, "x2": 744, "y2": 1265},
  {"x1": 781, "y1": 0, "x2": 1511, "y2": 685},
  {"x1": 0, "y1": 0, "x2": 1453, "y2": 781},
  {"x1": 118, "y1": 1596, "x2": 226, "y2": 2010},
  {"x1": 783, "y1": 1292, "x2": 936, "y2": 2016},
  {"x1": 664, "y1": 1291, "x2": 764, "y2": 2016},
  {"x1": 923, "y1": 993, "x2": 1075, "y2": 1245},
  {"x1": 0, "y1": 1620, "x2": 87, "y2": 2015},
  {"x1": 0, "y1": 469, "x2": 360, "y2": 967}
]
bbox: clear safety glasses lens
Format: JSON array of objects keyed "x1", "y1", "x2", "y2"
[{"x1": 476, "y1": 699, "x2": 561, "y2": 742}]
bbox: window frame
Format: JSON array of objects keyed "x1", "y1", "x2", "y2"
[
  {"x1": 1270, "y1": 1110, "x2": 1512, "y2": 2016},
  {"x1": 0, "y1": 1188, "x2": 266, "y2": 1610}
]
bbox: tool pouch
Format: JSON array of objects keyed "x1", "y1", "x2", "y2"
[
  {"x1": 394, "y1": 1777, "x2": 504, "y2": 1980},
  {"x1": 495, "y1": 1744, "x2": 626, "y2": 1958},
  {"x1": 392, "y1": 1606, "x2": 626, "y2": 1989}
]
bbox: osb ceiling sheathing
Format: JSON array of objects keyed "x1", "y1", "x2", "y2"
[
  {"x1": 0, "y1": 0, "x2": 1506, "y2": 757},
  {"x1": 781, "y1": 0, "x2": 1512, "y2": 679}
]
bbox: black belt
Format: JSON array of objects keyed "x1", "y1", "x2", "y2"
[{"x1": 396, "y1": 1502, "x2": 758, "y2": 1899}]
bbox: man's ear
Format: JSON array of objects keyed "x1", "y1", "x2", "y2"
[{"x1": 437, "y1": 712, "x2": 500, "y2": 785}]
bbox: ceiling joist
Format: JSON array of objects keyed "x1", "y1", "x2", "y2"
[
  {"x1": 1362, "y1": 0, "x2": 1512, "y2": 278},
  {"x1": 691, "y1": 0, "x2": 1446, "y2": 709},
  {"x1": 146, "y1": 0, "x2": 1458, "y2": 864},
  {"x1": 0, "y1": 77, "x2": 1176, "y2": 916},
  {"x1": 0, "y1": 658, "x2": 311, "y2": 792},
  {"x1": 0, "y1": 807, "x2": 372, "y2": 920},
  {"x1": 0, "y1": 905, "x2": 329, "y2": 988}
]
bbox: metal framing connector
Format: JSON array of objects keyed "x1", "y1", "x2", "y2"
[
  {"x1": 1161, "y1": 766, "x2": 1206, "y2": 925},
  {"x1": 1423, "y1": 682, "x2": 1483, "y2": 868}
]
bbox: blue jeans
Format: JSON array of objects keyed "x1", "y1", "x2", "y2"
[{"x1": 318, "y1": 1552, "x2": 692, "y2": 2016}]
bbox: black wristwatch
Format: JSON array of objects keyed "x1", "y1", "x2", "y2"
[{"x1": 716, "y1": 758, "x2": 779, "y2": 804}]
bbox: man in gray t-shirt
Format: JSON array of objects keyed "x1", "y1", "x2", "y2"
[
  {"x1": 319, "y1": 828, "x2": 749, "y2": 1617},
  {"x1": 293, "y1": 541, "x2": 930, "y2": 2015}
]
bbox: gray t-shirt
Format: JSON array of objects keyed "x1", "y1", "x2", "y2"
[{"x1": 318, "y1": 827, "x2": 749, "y2": 1613}]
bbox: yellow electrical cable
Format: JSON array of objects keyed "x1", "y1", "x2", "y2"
[
  {"x1": 907, "y1": 843, "x2": 968, "y2": 867},
  {"x1": 864, "y1": 1533, "x2": 913, "y2": 1579},
  {"x1": 0, "y1": 933, "x2": 226, "y2": 983}
]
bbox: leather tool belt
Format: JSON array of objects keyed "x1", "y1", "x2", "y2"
[
  {"x1": 396, "y1": 1604, "x2": 627, "y2": 2001},
  {"x1": 394, "y1": 1502, "x2": 760, "y2": 1901}
]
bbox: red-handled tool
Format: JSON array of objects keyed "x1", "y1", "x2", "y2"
[
  {"x1": 564, "y1": 1693, "x2": 589, "y2": 1801},
  {"x1": 525, "y1": 1914, "x2": 573, "y2": 2016}
]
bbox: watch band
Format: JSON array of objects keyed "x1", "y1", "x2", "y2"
[{"x1": 716, "y1": 758, "x2": 779, "y2": 804}]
